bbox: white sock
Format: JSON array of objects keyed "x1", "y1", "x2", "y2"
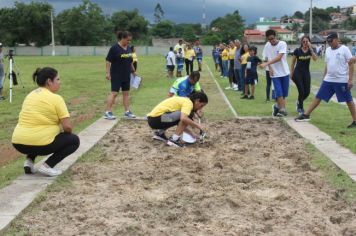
[{"x1": 172, "y1": 134, "x2": 180, "y2": 141}]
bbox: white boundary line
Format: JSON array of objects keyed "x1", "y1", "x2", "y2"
[{"x1": 206, "y1": 64, "x2": 238, "y2": 118}]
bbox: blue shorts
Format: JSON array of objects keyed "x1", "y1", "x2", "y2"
[
  {"x1": 316, "y1": 81, "x2": 353, "y2": 103},
  {"x1": 272, "y1": 75, "x2": 289, "y2": 98},
  {"x1": 177, "y1": 64, "x2": 184, "y2": 72},
  {"x1": 197, "y1": 57, "x2": 203, "y2": 63},
  {"x1": 246, "y1": 77, "x2": 256, "y2": 85}
]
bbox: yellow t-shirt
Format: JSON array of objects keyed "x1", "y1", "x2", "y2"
[
  {"x1": 241, "y1": 52, "x2": 249, "y2": 64},
  {"x1": 228, "y1": 47, "x2": 236, "y2": 60},
  {"x1": 221, "y1": 49, "x2": 229, "y2": 61},
  {"x1": 184, "y1": 49, "x2": 196, "y2": 60},
  {"x1": 132, "y1": 52, "x2": 138, "y2": 62},
  {"x1": 147, "y1": 97, "x2": 193, "y2": 117},
  {"x1": 12, "y1": 88, "x2": 70, "y2": 146}
]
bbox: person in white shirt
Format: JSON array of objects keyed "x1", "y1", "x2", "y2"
[
  {"x1": 295, "y1": 32, "x2": 356, "y2": 128},
  {"x1": 166, "y1": 47, "x2": 176, "y2": 78},
  {"x1": 0, "y1": 43, "x2": 5, "y2": 100},
  {"x1": 260, "y1": 29, "x2": 290, "y2": 117}
]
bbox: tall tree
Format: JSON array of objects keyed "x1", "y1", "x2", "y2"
[
  {"x1": 210, "y1": 10, "x2": 245, "y2": 42},
  {"x1": 111, "y1": 9, "x2": 148, "y2": 39},
  {"x1": 151, "y1": 20, "x2": 174, "y2": 38},
  {"x1": 293, "y1": 11, "x2": 304, "y2": 19},
  {"x1": 154, "y1": 3, "x2": 164, "y2": 24},
  {"x1": 55, "y1": 0, "x2": 106, "y2": 45}
]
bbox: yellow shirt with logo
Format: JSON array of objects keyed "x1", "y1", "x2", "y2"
[
  {"x1": 12, "y1": 88, "x2": 70, "y2": 146},
  {"x1": 221, "y1": 49, "x2": 229, "y2": 61},
  {"x1": 147, "y1": 97, "x2": 193, "y2": 117},
  {"x1": 184, "y1": 49, "x2": 196, "y2": 60},
  {"x1": 228, "y1": 47, "x2": 236, "y2": 60},
  {"x1": 241, "y1": 52, "x2": 250, "y2": 64}
]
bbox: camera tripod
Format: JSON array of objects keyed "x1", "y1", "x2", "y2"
[{"x1": 4, "y1": 50, "x2": 24, "y2": 103}]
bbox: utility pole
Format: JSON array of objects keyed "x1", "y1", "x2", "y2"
[
  {"x1": 202, "y1": 0, "x2": 207, "y2": 30},
  {"x1": 51, "y1": 9, "x2": 55, "y2": 56},
  {"x1": 309, "y1": 0, "x2": 313, "y2": 37}
]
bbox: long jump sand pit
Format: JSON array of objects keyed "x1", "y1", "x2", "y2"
[{"x1": 10, "y1": 119, "x2": 356, "y2": 235}]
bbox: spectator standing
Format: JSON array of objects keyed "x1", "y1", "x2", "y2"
[
  {"x1": 193, "y1": 40, "x2": 203, "y2": 72},
  {"x1": 241, "y1": 46, "x2": 262, "y2": 99},
  {"x1": 260, "y1": 29, "x2": 290, "y2": 117},
  {"x1": 295, "y1": 32, "x2": 356, "y2": 128},
  {"x1": 221, "y1": 44, "x2": 229, "y2": 78},
  {"x1": 176, "y1": 48, "x2": 184, "y2": 77},
  {"x1": 352, "y1": 42, "x2": 356, "y2": 56},
  {"x1": 184, "y1": 43, "x2": 195, "y2": 75},
  {"x1": 290, "y1": 36, "x2": 317, "y2": 114},
  {"x1": 233, "y1": 40, "x2": 243, "y2": 91},
  {"x1": 240, "y1": 43, "x2": 250, "y2": 94},
  {"x1": 226, "y1": 41, "x2": 238, "y2": 90},
  {"x1": 166, "y1": 47, "x2": 176, "y2": 78},
  {"x1": 131, "y1": 45, "x2": 138, "y2": 71},
  {"x1": 212, "y1": 44, "x2": 221, "y2": 72}
]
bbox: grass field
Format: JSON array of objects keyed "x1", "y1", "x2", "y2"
[{"x1": 0, "y1": 55, "x2": 356, "y2": 202}]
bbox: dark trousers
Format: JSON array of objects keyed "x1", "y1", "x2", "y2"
[
  {"x1": 185, "y1": 59, "x2": 193, "y2": 75},
  {"x1": 266, "y1": 71, "x2": 272, "y2": 100},
  {"x1": 229, "y1": 60, "x2": 236, "y2": 84},
  {"x1": 13, "y1": 133, "x2": 80, "y2": 168},
  {"x1": 293, "y1": 70, "x2": 311, "y2": 109},
  {"x1": 218, "y1": 57, "x2": 223, "y2": 76},
  {"x1": 241, "y1": 64, "x2": 247, "y2": 91}
]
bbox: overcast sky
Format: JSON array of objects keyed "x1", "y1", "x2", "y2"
[{"x1": 1, "y1": 0, "x2": 355, "y2": 24}]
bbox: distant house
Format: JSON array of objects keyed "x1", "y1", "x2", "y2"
[
  {"x1": 244, "y1": 29, "x2": 265, "y2": 44},
  {"x1": 341, "y1": 5, "x2": 356, "y2": 15},
  {"x1": 344, "y1": 30, "x2": 356, "y2": 42},
  {"x1": 320, "y1": 29, "x2": 348, "y2": 39},
  {"x1": 270, "y1": 27, "x2": 294, "y2": 42},
  {"x1": 255, "y1": 17, "x2": 292, "y2": 32},
  {"x1": 330, "y1": 12, "x2": 348, "y2": 25}
]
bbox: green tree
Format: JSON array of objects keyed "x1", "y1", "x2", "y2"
[
  {"x1": 182, "y1": 26, "x2": 196, "y2": 42},
  {"x1": 0, "y1": 2, "x2": 53, "y2": 46},
  {"x1": 210, "y1": 10, "x2": 244, "y2": 42},
  {"x1": 55, "y1": 0, "x2": 106, "y2": 45},
  {"x1": 154, "y1": 3, "x2": 164, "y2": 24},
  {"x1": 151, "y1": 20, "x2": 174, "y2": 38},
  {"x1": 293, "y1": 11, "x2": 304, "y2": 19},
  {"x1": 201, "y1": 31, "x2": 221, "y2": 45},
  {"x1": 111, "y1": 9, "x2": 148, "y2": 39}
]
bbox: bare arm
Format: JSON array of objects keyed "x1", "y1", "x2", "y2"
[
  {"x1": 260, "y1": 53, "x2": 284, "y2": 68},
  {"x1": 60, "y1": 117, "x2": 73, "y2": 133},
  {"x1": 290, "y1": 55, "x2": 297, "y2": 80},
  {"x1": 348, "y1": 60, "x2": 354, "y2": 90},
  {"x1": 180, "y1": 113, "x2": 203, "y2": 131},
  {"x1": 106, "y1": 61, "x2": 111, "y2": 80}
]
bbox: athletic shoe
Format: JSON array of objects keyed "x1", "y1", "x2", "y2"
[
  {"x1": 124, "y1": 111, "x2": 136, "y2": 118},
  {"x1": 153, "y1": 131, "x2": 168, "y2": 141},
  {"x1": 167, "y1": 137, "x2": 184, "y2": 147},
  {"x1": 276, "y1": 110, "x2": 288, "y2": 117},
  {"x1": 347, "y1": 121, "x2": 356, "y2": 128},
  {"x1": 249, "y1": 95, "x2": 255, "y2": 100},
  {"x1": 104, "y1": 111, "x2": 116, "y2": 120},
  {"x1": 297, "y1": 108, "x2": 304, "y2": 115},
  {"x1": 232, "y1": 83, "x2": 238, "y2": 89},
  {"x1": 272, "y1": 104, "x2": 279, "y2": 117},
  {"x1": 38, "y1": 164, "x2": 62, "y2": 177},
  {"x1": 225, "y1": 86, "x2": 232, "y2": 90},
  {"x1": 241, "y1": 95, "x2": 248, "y2": 99},
  {"x1": 295, "y1": 114, "x2": 311, "y2": 122},
  {"x1": 24, "y1": 158, "x2": 36, "y2": 174}
]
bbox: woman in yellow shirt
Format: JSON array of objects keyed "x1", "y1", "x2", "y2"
[
  {"x1": 240, "y1": 43, "x2": 250, "y2": 94},
  {"x1": 226, "y1": 41, "x2": 237, "y2": 90},
  {"x1": 12, "y1": 67, "x2": 80, "y2": 177},
  {"x1": 131, "y1": 45, "x2": 138, "y2": 71},
  {"x1": 221, "y1": 44, "x2": 229, "y2": 78},
  {"x1": 184, "y1": 43, "x2": 196, "y2": 75}
]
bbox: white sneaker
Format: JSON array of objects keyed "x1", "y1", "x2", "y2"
[
  {"x1": 225, "y1": 86, "x2": 232, "y2": 90},
  {"x1": 38, "y1": 164, "x2": 62, "y2": 177},
  {"x1": 24, "y1": 158, "x2": 36, "y2": 174}
]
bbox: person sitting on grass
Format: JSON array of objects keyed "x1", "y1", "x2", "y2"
[
  {"x1": 12, "y1": 67, "x2": 80, "y2": 177},
  {"x1": 295, "y1": 32, "x2": 356, "y2": 128},
  {"x1": 147, "y1": 92, "x2": 208, "y2": 148},
  {"x1": 168, "y1": 71, "x2": 201, "y2": 97},
  {"x1": 241, "y1": 46, "x2": 262, "y2": 100}
]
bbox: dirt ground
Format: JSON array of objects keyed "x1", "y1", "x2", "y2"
[{"x1": 10, "y1": 119, "x2": 356, "y2": 236}]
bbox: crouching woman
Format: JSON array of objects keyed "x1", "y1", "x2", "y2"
[
  {"x1": 147, "y1": 92, "x2": 208, "y2": 147},
  {"x1": 12, "y1": 67, "x2": 80, "y2": 176}
]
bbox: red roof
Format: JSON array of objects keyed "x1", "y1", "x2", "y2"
[
  {"x1": 244, "y1": 29, "x2": 265, "y2": 36},
  {"x1": 269, "y1": 26, "x2": 292, "y2": 33}
]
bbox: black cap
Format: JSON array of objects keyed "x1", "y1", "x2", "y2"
[{"x1": 326, "y1": 32, "x2": 338, "y2": 41}]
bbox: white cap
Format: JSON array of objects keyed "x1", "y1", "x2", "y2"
[{"x1": 0, "y1": 43, "x2": 2, "y2": 47}]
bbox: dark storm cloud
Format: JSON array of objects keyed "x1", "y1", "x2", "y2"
[{"x1": 1, "y1": 0, "x2": 355, "y2": 24}]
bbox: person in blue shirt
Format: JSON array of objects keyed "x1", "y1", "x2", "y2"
[
  {"x1": 194, "y1": 40, "x2": 203, "y2": 72},
  {"x1": 352, "y1": 42, "x2": 356, "y2": 56},
  {"x1": 169, "y1": 71, "x2": 202, "y2": 97},
  {"x1": 241, "y1": 46, "x2": 262, "y2": 100}
]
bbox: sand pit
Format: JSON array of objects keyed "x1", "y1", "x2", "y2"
[{"x1": 10, "y1": 119, "x2": 356, "y2": 235}]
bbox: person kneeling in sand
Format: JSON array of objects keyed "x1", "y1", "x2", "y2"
[{"x1": 147, "y1": 92, "x2": 208, "y2": 147}]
